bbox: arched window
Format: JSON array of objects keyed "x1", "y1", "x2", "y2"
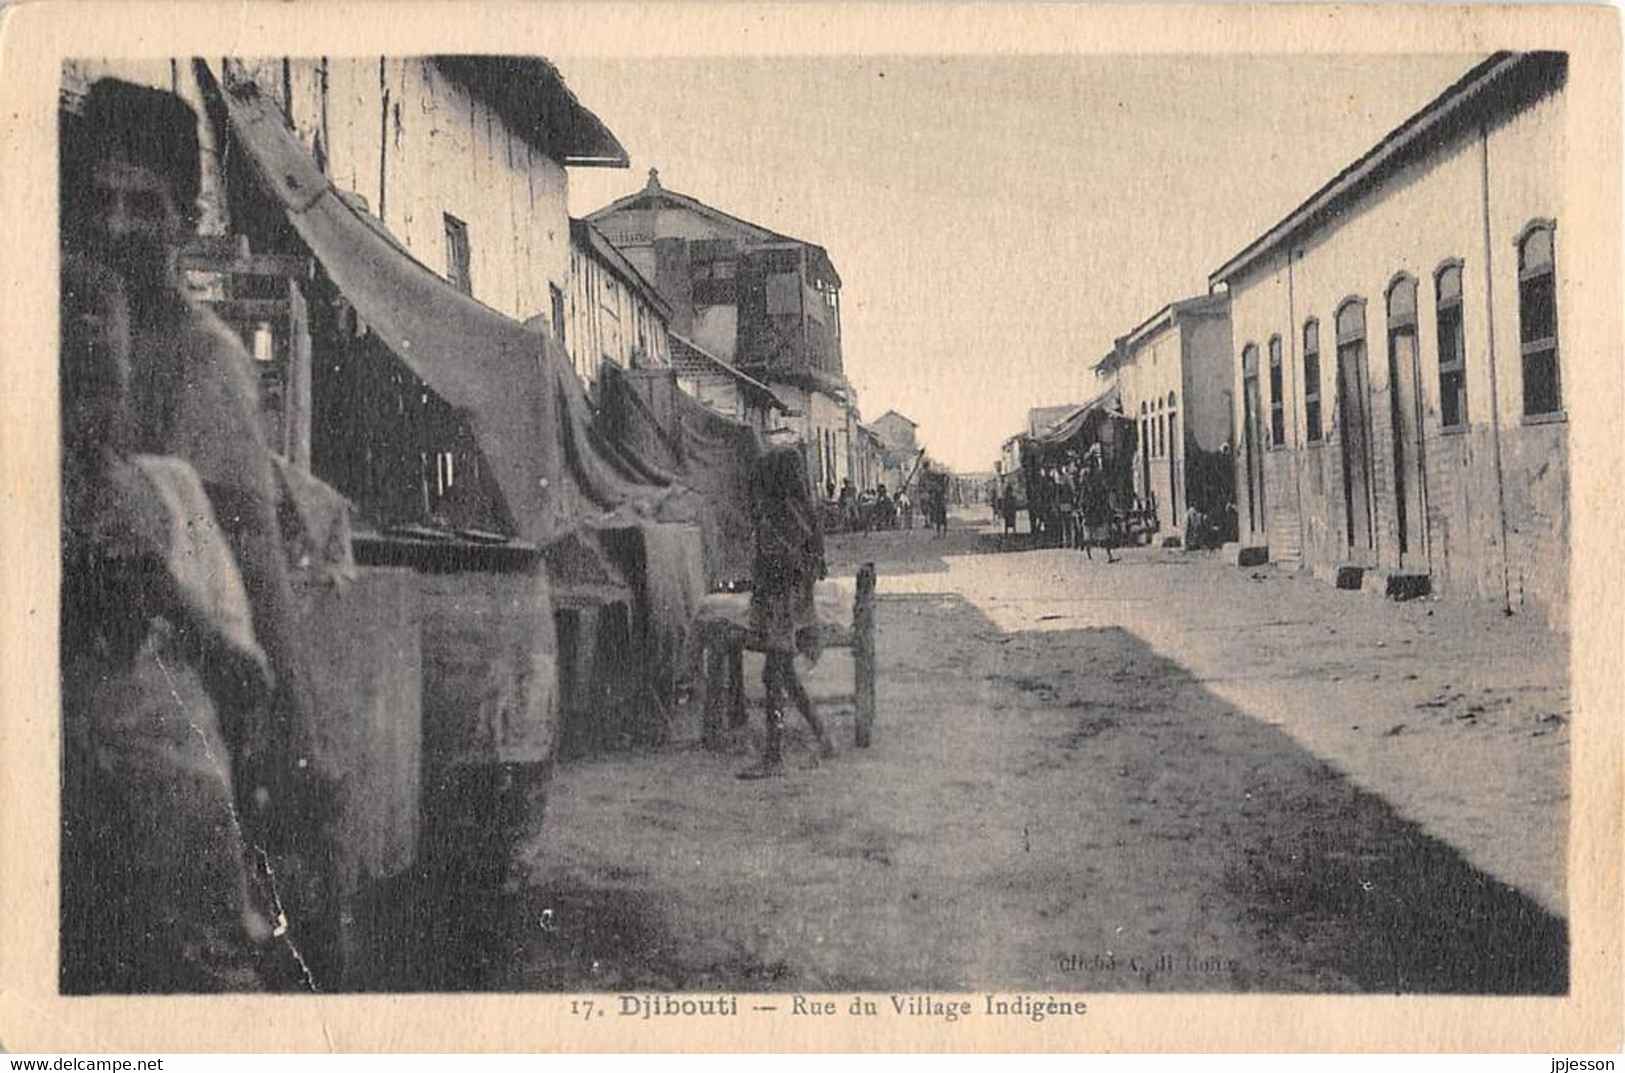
[
  {"x1": 1386, "y1": 275, "x2": 1418, "y2": 326},
  {"x1": 1435, "y1": 261, "x2": 1467, "y2": 428},
  {"x1": 1303, "y1": 318, "x2": 1323, "y2": 443},
  {"x1": 1517, "y1": 221, "x2": 1561, "y2": 416},
  {"x1": 1267, "y1": 335, "x2": 1285, "y2": 446},
  {"x1": 1167, "y1": 390, "x2": 1177, "y2": 407},
  {"x1": 1336, "y1": 298, "x2": 1366, "y2": 346}
]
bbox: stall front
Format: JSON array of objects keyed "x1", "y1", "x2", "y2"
[{"x1": 212, "y1": 63, "x2": 707, "y2": 984}]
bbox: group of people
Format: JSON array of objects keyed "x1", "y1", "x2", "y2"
[
  {"x1": 1009, "y1": 452, "x2": 1125, "y2": 562},
  {"x1": 60, "y1": 79, "x2": 341, "y2": 992},
  {"x1": 833, "y1": 479, "x2": 911, "y2": 532},
  {"x1": 829, "y1": 466, "x2": 950, "y2": 537}
]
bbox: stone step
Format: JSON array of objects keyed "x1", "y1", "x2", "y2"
[{"x1": 1219, "y1": 541, "x2": 1269, "y2": 567}]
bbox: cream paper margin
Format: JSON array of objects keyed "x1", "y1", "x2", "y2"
[{"x1": 0, "y1": 1, "x2": 1618, "y2": 1054}]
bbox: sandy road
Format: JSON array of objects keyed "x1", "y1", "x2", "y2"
[{"x1": 412, "y1": 514, "x2": 1567, "y2": 994}]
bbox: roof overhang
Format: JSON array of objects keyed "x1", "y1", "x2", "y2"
[
  {"x1": 1117, "y1": 292, "x2": 1230, "y2": 356},
  {"x1": 432, "y1": 55, "x2": 629, "y2": 169},
  {"x1": 570, "y1": 218, "x2": 673, "y2": 321},
  {"x1": 671, "y1": 332, "x2": 792, "y2": 414},
  {"x1": 1209, "y1": 51, "x2": 1566, "y2": 288}
]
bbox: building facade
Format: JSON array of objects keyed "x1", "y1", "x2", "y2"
[
  {"x1": 669, "y1": 332, "x2": 788, "y2": 432},
  {"x1": 870, "y1": 410, "x2": 922, "y2": 491},
  {"x1": 562, "y1": 218, "x2": 672, "y2": 393},
  {"x1": 587, "y1": 170, "x2": 857, "y2": 492},
  {"x1": 62, "y1": 55, "x2": 628, "y2": 529},
  {"x1": 1211, "y1": 52, "x2": 1568, "y2": 622},
  {"x1": 1098, "y1": 294, "x2": 1234, "y2": 536}
]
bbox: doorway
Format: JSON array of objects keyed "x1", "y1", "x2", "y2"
[
  {"x1": 1335, "y1": 300, "x2": 1376, "y2": 559},
  {"x1": 1242, "y1": 344, "x2": 1266, "y2": 537},
  {"x1": 1386, "y1": 278, "x2": 1429, "y2": 570}
]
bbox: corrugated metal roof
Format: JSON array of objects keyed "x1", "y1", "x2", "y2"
[{"x1": 669, "y1": 332, "x2": 791, "y2": 413}]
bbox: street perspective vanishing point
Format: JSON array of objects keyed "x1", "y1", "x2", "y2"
[{"x1": 57, "y1": 47, "x2": 1574, "y2": 999}]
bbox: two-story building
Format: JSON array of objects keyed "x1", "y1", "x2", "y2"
[
  {"x1": 1094, "y1": 293, "x2": 1234, "y2": 540},
  {"x1": 870, "y1": 408, "x2": 923, "y2": 490},
  {"x1": 1210, "y1": 51, "x2": 1569, "y2": 623},
  {"x1": 586, "y1": 169, "x2": 855, "y2": 493}
]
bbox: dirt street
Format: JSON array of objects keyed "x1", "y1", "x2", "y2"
[{"x1": 419, "y1": 511, "x2": 1568, "y2": 995}]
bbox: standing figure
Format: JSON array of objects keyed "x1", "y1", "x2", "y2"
[
  {"x1": 1056, "y1": 463, "x2": 1079, "y2": 549},
  {"x1": 1079, "y1": 464, "x2": 1119, "y2": 564},
  {"x1": 837, "y1": 478, "x2": 857, "y2": 533},
  {"x1": 897, "y1": 488, "x2": 914, "y2": 532},
  {"x1": 60, "y1": 253, "x2": 277, "y2": 992},
  {"x1": 739, "y1": 446, "x2": 836, "y2": 779},
  {"x1": 875, "y1": 484, "x2": 894, "y2": 530},
  {"x1": 60, "y1": 80, "x2": 337, "y2": 989}
]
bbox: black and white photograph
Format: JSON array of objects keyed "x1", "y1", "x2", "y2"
[{"x1": 17, "y1": 2, "x2": 1621, "y2": 1049}]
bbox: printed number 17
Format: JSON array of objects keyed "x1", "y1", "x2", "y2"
[{"x1": 570, "y1": 999, "x2": 596, "y2": 1021}]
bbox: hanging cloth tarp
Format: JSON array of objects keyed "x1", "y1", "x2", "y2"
[
  {"x1": 213, "y1": 61, "x2": 698, "y2": 546},
  {"x1": 214, "y1": 64, "x2": 559, "y2": 540},
  {"x1": 1028, "y1": 383, "x2": 1122, "y2": 450},
  {"x1": 597, "y1": 363, "x2": 764, "y2": 586}
]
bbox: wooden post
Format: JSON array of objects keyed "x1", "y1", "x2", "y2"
[
  {"x1": 854, "y1": 563, "x2": 876, "y2": 747},
  {"x1": 286, "y1": 277, "x2": 313, "y2": 470},
  {"x1": 726, "y1": 645, "x2": 747, "y2": 729},
  {"x1": 702, "y1": 639, "x2": 727, "y2": 752}
]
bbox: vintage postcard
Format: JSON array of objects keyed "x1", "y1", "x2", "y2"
[{"x1": 0, "y1": 0, "x2": 1620, "y2": 1054}]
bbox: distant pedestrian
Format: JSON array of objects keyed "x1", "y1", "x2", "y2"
[
  {"x1": 1079, "y1": 466, "x2": 1118, "y2": 563},
  {"x1": 1001, "y1": 488, "x2": 1019, "y2": 540},
  {"x1": 838, "y1": 478, "x2": 857, "y2": 533},
  {"x1": 897, "y1": 489, "x2": 914, "y2": 531}
]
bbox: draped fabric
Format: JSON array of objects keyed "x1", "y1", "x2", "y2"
[
  {"x1": 1027, "y1": 383, "x2": 1122, "y2": 449},
  {"x1": 213, "y1": 63, "x2": 715, "y2": 747},
  {"x1": 598, "y1": 363, "x2": 764, "y2": 587},
  {"x1": 215, "y1": 62, "x2": 699, "y2": 548}
]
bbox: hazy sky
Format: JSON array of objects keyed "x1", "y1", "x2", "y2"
[{"x1": 557, "y1": 54, "x2": 1481, "y2": 472}]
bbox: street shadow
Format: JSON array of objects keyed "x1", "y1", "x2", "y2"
[
  {"x1": 966, "y1": 609, "x2": 1567, "y2": 995},
  {"x1": 355, "y1": 589, "x2": 1565, "y2": 995},
  {"x1": 823, "y1": 518, "x2": 1051, "y2": 578}
]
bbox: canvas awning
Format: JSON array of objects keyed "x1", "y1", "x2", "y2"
[
  {"x1": 210, "y1": 60, "x2": 692, "y2": 548},
  {"x1": 1028, "y1": 384, "x2": 1122, "y2": 448}
]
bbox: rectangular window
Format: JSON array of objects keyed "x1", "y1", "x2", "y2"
[
  {"x1": 443, "y1": 213, "x2": 472, "y2": 295},
  {"x1": 766, "y1": 272, "x2": 802, "y2": 316},
  {"x1": 550, "y1": 284, "x2": 566, "y2": 349},
  {"x1": 1520, "y1": 269, "x2": 1560, "y2": 415},
  {"x1": 1519, "y1": 225, "x2": 1561, "y2": 417},
  {"x1": 1303, "y1": 321, "x2": 1323, "y2": 443},
  {"x1": 1268, "y1": 337, "x2": 1286, "y2": 446},
  {"x1": 1436, "y1": 272, "x2": 1467, "y2": 429}
]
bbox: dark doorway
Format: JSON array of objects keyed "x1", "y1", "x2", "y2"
[
  {"x1": 1336, "y1": 300, "x2": 1376, "y2": 559},
  {"x1": 1242, "y1": 344, "x2": 1266, "y2": 537},
  {"x1": 1386, "y1": 278, "x2": 1428, "y2": 570}
]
